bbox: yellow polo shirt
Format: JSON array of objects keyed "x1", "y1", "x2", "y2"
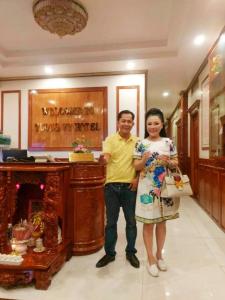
[{"x1": 103, "y1": 132, "x2": 139, "y2": 184}]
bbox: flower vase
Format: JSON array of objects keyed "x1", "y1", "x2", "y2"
[{"x1": 69, "y1": 152, "x2": 94, "y2": 162}]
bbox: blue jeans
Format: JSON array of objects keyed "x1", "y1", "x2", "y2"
[{"x1": 104, "y1": 183, "x2": 137, "y2": 256}]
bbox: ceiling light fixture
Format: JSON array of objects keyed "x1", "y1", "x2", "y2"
[
  {"x1": 193, "y1": 34, "x2": 205, "y2": 46},
  {"x1": 33, "y1": 0, "x2": 88, "y2": 37},
  {"x1": 31, "y1": 90, "x2": 38, "y2": 94},
  {"x1": 48, "y1": 99, "x2": 56, "y2": 105},
  {"x1": 44, "y1": 66, "x2": 53, "y2": 74},
  {"x1": 127, "y1": 61, "x2": 135, "y2": 70},
  {"x1": 162, "y1": 91, "x2": 170, "y2": 97}
]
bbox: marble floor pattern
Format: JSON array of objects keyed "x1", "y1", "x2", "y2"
[{"x1": 1, "y1": 197, "x2": 225, "y2": 300}]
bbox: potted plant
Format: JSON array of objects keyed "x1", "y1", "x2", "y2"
[
  {"x1": 69, "y1": 139, "x2": 94, "y2": 162},
  {"x1": 0, "y1": 133, "x2": 11, "y2": 146},
  {"x1": 0, "y1": 133, "x2": 11, "y2": 162}
]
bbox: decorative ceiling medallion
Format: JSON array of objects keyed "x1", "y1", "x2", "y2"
[{"x1": 33, "y1": 0, "x2": 88, "y2": 37}]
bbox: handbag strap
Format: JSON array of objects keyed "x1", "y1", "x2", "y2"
[
  {"x1": 175, "y1": 166, "x2": 182, "y2": 174},
  {"x1": 166, "y1": 166, "x2": 183, "y2": 179}
]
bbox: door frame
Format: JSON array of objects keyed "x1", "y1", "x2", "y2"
[{"x1": 188, "y1": 100, "x2": 200, "y2": 198}]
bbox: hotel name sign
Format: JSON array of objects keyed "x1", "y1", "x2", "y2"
[
  {"x1": 28, "y1": 88, "x2": 107, "y2": 150},
  {"x1": 35, "y1": 106, "x2": 100, "y2": 133}
]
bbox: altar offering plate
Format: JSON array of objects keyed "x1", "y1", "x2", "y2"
[
  {"x1": 0, "y1": 254, "x2": 23, "y2": 265},
  {"x1": 33, "y1": 246, "x2": 46, "y2": 253}
]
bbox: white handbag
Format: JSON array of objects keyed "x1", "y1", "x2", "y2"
[{"x1": 161, "y1": 168, "x2": 193, "y2": 198}]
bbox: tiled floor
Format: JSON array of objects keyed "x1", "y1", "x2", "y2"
[{"x1": 1, "y1": 197, "x2": 225, "y2": 300}]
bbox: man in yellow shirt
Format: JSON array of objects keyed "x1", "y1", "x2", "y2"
[{"x1": 96, "y1": 110, "x2": 140, "y2": 268}]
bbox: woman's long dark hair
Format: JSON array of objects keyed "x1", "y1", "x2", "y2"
[{"x1": 144, "y1": 108, "x2": 167, "y2": 138}]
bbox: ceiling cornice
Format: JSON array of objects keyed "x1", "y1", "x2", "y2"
[
  {"x1": 4, "y1": 39, "x2": 168, "y2": 58},
  {"x1": 0, "y1": 50, "x2": 177, "y2": 68},
  {"x1": 0, "y1": 69, "x2": 148, "y2": 82}
]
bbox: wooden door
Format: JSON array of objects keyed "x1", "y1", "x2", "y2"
[{"x1": 190, "y1": 103, "x2": 200, "y2": 198}]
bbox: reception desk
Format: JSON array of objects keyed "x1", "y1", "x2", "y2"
[
  {"x1": 69, "y1": 161, "x2": 105, "y2": 255},
  {"x1": 0, "y1": 161, "x2": 105, "y2": 289}
]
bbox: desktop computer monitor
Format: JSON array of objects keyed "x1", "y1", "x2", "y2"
[{"x1": 2, "y1": 149, "x2": 28, "y2": 162}]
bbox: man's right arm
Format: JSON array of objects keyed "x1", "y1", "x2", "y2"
[
  {"x1": 100, "y1": 136, "x2": 112, "y2": 164},
  {"x1": 102, "y1": 153, "x2": 111, "y2": 164}
]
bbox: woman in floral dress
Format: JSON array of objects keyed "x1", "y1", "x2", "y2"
[{"x1": 133, "y1": 108, "x2": 179, "y2": 277}]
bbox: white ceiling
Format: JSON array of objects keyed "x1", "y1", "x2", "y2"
[{"x1": 0, "y1": 0, "x2": 225, "y2": 117}]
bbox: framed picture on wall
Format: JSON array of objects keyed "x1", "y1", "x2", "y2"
[
  {"x1": 210, "y1": 105, "x2": 220, "y2": 155},
  {"x1": 201, "y1": 76, "x2": 210, "y2": 149},
  {"x1": 209, "y1": 32, "x2": 225, "y2": 159},
  {"x1": 209, "y1": 34, "x2": 225, "y2": 99}
]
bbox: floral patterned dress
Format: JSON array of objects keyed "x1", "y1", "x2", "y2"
[{"x1": 133, "y1": 138, "x2": 180, "y2": 224}]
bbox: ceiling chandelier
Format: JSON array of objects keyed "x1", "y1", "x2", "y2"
[{"x1": 33, "y1": 0, "x2": 88, "y2": 37}]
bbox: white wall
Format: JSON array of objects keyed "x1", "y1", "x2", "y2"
[
  {"x1": 0, "y1": 73, "x2": 146, "y2": 158},
  {"x1": 1, "y1": 92, "x2": 20, "y2": 148}
]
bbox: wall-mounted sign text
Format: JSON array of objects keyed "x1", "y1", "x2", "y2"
[{"x1": 28, "y1": 87, "x2": 107, "y2": 150}]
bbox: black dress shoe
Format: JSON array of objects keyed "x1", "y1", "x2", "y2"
[
  {"x1": 126, "y1": 254, "x2": 140, "y2": 268},
  {"x1": 96, "y1": 254, "x2": 115, "y2": 268}
]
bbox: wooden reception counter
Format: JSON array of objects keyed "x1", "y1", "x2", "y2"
[
  {"x1": 69, "y1": 161, "x2": 105, "y2": 255},
  {"x1": 0, "y1": 161, "x2": 105, "y2": 289}
]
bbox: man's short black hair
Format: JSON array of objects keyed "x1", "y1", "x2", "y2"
[{"x1": 117, "y1": 110, "x2": 135, "y2": 121}]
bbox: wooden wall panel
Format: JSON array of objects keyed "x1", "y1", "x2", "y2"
[
  {"x1": 210, "y1": 170, "x2": 221, "y2": 223},
  {"x1": 221, "y1": 172, "x2": 225, "y2": 229},
  {"x1": 211, "y1": 169, "x2": 220, "y2": 224},
  {"x1": 198, "y1": 159, "x2": 225, "y2": 231},
  {"x1": 198, "y1": 165, "x2": 205, "y2": 206},
  {"x1": 204, "y1": 167, "x2": 211, "y2": 214}
]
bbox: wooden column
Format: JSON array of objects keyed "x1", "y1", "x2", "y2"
[{"x1": 180, "y1": 91, "x2": 188, "y2": 173}]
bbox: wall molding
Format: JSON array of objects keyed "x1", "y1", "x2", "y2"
[
  {"x1": 1, "y1": 90, "x2": 21, "y2": 149},
  {"x1": 0, "y1": 69, "x2": 148, "y2": 82},
  {"x1": 188, "y1": 99, "x2": 200, "y2": 115},
  {"x1": 116, "y1": 85, "x2": 140, "y2": 136}
]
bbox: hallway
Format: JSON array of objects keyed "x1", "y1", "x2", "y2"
[{"x1": 0, "y1": 197, "x2": 225, "y2": 300}]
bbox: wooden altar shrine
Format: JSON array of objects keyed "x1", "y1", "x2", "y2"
[
  {"x1": 0, "y1": 161, "x2": 105, "y2": 289},
  {"x1": 0, "y1": 164, "x2": 72, "y2": 289}
]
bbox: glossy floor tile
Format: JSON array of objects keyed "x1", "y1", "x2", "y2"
[{"x1": 0, "y1": 197, "x2": 225, "y2": 300}]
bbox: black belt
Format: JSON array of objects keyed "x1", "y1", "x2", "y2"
[{"x1": 106, "y1": 182, "x2": 130, "y2": 187}]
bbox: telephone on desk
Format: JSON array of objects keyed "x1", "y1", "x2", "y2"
[{"x1": 5, "y1": 156, "x2": 35, "y2": 162}]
